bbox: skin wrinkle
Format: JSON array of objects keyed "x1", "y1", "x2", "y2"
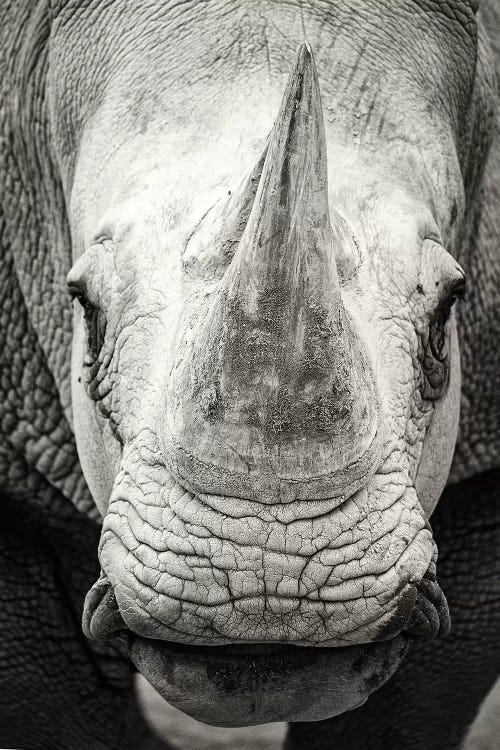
[
  {"x1": 116, "y1": 566, "x2": 398, "y2": 646},
  {"x1": 110, "y1": 450, "x2": 412, "y2": 551},
  {"x1": 96, "y1": 434, "x2": 432, "y2": 644}
]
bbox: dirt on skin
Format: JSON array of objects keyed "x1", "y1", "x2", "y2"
[{"x1": 138, "y1": 675, "x2": 500, "y2": 750}]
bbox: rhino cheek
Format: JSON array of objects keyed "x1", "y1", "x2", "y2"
[
  {"x1": 415, "y1": 317, "x2": 461, "y2": 518},
  {"x1": 71, "y1": 314, "x2": 119, "y2": 516}
]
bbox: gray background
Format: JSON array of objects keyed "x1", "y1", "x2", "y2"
[{"x1": 138, "y1": 675, "x2": 500, "y2": 749}]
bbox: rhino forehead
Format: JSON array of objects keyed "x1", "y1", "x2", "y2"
[{"x1": 49, "y1": 0, "x2": 477, "y2": 199}]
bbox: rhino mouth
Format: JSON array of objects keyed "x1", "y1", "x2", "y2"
[
  {"x1": 83, "y1": 565, "x2": 449, "y2": 725},
  {"x1": 83, "y1": 563, "x2": 450, "y2": 643},
  {"x1": 127, "y1": 633, "x2": 409, "y2": 725}
]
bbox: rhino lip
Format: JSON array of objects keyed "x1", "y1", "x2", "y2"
[
  {"x1": 82, "y1": 573, "x2": 127, "y2": 640},
  {"x1": 81, "y1": 568, "x2": 449, "y2": 725},
  {"x1": 83, "y1": 563, "x2": 450, "y2": 644},
  {"x1": 406, "y1": 562, "x2": 451, "y2": 639},
  {"x1": 127, "y1": 634, "x2": 414, "y2": 725}
]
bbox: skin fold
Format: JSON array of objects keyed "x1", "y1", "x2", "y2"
[{"x1": 0, "y1": 0, "x2": 498, "y2": 748}]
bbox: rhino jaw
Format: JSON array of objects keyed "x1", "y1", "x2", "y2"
[{"x1": 129, "y1": 635, "x2": 409, "y2": 726}]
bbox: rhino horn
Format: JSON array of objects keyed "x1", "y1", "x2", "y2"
[
  {"x1": 225, "y1": 42, "x2": 343, "y2": 325},
  {"x1": 216, "y1": 43, "x2": 362, "y2": 432},
  {"x1": 166, "y1": 43, "x2": 379, "y2": 491}
]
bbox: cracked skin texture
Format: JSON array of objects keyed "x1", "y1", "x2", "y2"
[
  {"x1": 101, "y1": 443, "x2": 431, "y2": 646},
  {"x1": 100, "y1": 438, "x2": 431, "y2": 646},
  {"x1": 0, "y1": 0, "x2": 499, "y2": 749}
]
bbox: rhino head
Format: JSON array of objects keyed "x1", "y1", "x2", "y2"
[{"x1": 57, "y1": 0, "x2": 485, "y2": 728}]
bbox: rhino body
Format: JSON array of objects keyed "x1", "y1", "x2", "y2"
[{"x1": 0, "y1": 1, "x2": 499, "y2": 748}]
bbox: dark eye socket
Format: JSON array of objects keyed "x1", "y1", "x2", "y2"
[
  {"x1": 444, "y1": 276, "x2": 467, "y2": 310},
  {"x1": 68, "y1": 284, "x2": 86, "y2": 303},
  {"x1": 68, "y1": 286, "x2": 106, "y2": 364},
  {"x1": 421, "y1": 276, "x2": 466, "y2": 400},
  {"x1": 430, "y1": 278, "x2": 466, "y2": 357}
]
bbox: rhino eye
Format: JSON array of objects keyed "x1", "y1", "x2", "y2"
[
  {"x1": 421, "y1": 277, "x2": 466, "y2": 401},
  {"x1": 69, "y1": 287, "x2": 107, "y2": 364}
]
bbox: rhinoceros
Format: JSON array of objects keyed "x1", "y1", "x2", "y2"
[{"x1": 0, "y1": 0, "x2": 499, "y2": 748}]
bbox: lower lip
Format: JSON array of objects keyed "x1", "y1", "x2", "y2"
[{"x1": 129, "y1": 635, "x2": 409, "y2": 726}]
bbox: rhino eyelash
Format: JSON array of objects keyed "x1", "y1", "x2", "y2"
[
  {"x1": 449, "y1": 277, "x2": 467, "y2": 305},
  {"x1": 428, "y1": 278, "x2": 467, "y2": 342},
  {"x1": 439, "y1": 276, "x2": 467, "y2": 312},
  {"x1": 69, "y1": 288, "x2": 107, "y2": 364},
  {"x1": 420, "y1": 277, "x2": 465, "y2": 400}
]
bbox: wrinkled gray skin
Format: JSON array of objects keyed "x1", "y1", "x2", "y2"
[{"x1": 0, "y1": 1, "x2": 499, "y2": 749}]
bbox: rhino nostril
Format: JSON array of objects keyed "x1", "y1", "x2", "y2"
[{"x1": 83, "y1": 574, "x2": 127, "y2": 640}]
